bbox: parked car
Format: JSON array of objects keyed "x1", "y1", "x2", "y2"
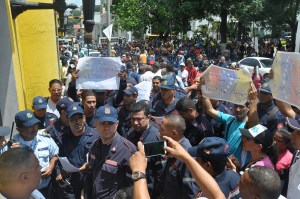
[{"x1": 232, "y1": 57, "x2": 273, "y2": 75}]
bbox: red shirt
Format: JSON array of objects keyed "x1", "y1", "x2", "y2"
[{"x1": 187, "y1": 67, "x2": 198, "y2": 85}]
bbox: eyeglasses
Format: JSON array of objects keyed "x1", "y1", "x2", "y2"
[{"x1": 51, "y1": 89, "x2": 62, "y2": 92}]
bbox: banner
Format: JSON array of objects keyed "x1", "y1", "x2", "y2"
[
  {"x1": 270, "y1": 51, "x2": 300, "y2": 108},
  {"x1": 76, "y1": 57, "x2": 121, "y2": 90},
  {"x1": 135, "y1": 81, "x2": 153, "y2": 102},
  {"x1": 201, "y1": 65, "x2": 251, "y2": 105}
]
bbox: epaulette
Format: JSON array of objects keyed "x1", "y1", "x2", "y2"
[
  {"x1": 123, "y1": 140, "x2": 135, "y2": 154},
  {"x1": 38, "y1": 129, "x2": 51, "y2": 138}
]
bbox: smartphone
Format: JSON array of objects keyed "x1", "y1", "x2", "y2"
[{"x1": 143, "y1": 141, "x2": 167, "y2": 157}]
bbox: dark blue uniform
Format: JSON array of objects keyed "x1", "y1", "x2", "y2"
[
  {"x1": 257, "y1": 102, "x2": 285, "y2": 132},
  {"x1": 46, "y1": 118, "x2": 70, "y2": 146},
  {"x1": 184, "y1": 114, "x2": 214, "y2": 146},
  {"x1": 127, "y1": 124, "x2": 166, "y2": 197},
  {"x1": 56, "y1": 124, "x2": 99, "y2": 199},
  {"x1": 88, "y1": 133, "x2": 137, "y2": 199},
  {"x1": 117, "y1": 106, "x2": 132, "y2": 138},
  {"x1": 200, "y1": 102, "x2": 233, "y2": 138},
  {"x1": 152, "y1": 98, "x2": 179, "y2": 117},
  {"x1": 160, "y1": 138, "x2": 200, "y2": 198},
  {"x1": 197, "y1": 170, "x2": 240, "y2": 199}
]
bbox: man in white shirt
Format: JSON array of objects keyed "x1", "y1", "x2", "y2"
[
  {"x1": 177, "y1": 62, "x2": 188, "y2": 87},
  {"x1": 152, "y1": 62, "x2": 162, "y2": 77},
  {"x1": 46, "y1": 79, "x2": 63, "y2": 120},
  {"x1": 140, "y1": 65, "x2": 155, "y2": 82}
]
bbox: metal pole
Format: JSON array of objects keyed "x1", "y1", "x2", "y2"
[{"x1": 107, "y1": 0, "x2": 111, "y2": 57}]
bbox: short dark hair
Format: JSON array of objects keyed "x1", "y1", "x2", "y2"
[
  {"x1": 200, "y1": 156, "x2": 226, "y2": 175},
  {"x1": 131, "y1": 101, "x2": 150, "y2": 116},
  {"x1": 175, "y1": 97, "x2": 196, "y2": 113},
  {"x1": 81, "y1": 89, "x2": 96, "y2": 101},
  {"x1": 49, "y1": 79, "x2": 62, "y2": 87},
  {"x1": 247, "y1": 166, "x2": 281, "y2": 199},
  {"x1": 166, "y1": 64, "x2": 174, "y2": 72},
  {"x1": 0, "y1": 147, "x2": 35, "y2": 185},
  {"x1": 152, "y1": 76, "x2": 162, "y2": 82}
]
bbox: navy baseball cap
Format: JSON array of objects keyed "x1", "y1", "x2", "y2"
[
  {"x1": 56, "y1": 97, "x2": 74, "y2": 112},
  {"x1": 240, "y1": 124, "x2": 274, "y2": 148},
  {"x1": 124, "y1": 86, "x2": 138, "y2": 95},
  {"x1": 260, "y1": 81, "x2": 272, "y2": 94},
  {"x1": 188, "y1": 137, "x2": 230, "y2": 162},
  {"x1": 120, "y1": 65, "x2": 127, "y2": 71},
  {"x1": 286, "y1": 117, "x2": 300, "y2": 131},
  {"x1": 67, "y1": 104, "x2": 84, "y2": 118},
  {"x1": 32, "y1": 96, "x2": 47, "y2": 110},
  {"x1": 95, "y1": 106, "x2": 118, "y2": 123},
  {"x1": 160, "y1": 77, "x2": 175, "y2": 90},
  {"x1": 15, "y1": 110, "x2": 40, "y2": 127},
  {"x1": 0, "y1": 126, "x2": 10, "y2": 137},
  {"x1": 126, "y1": 77, "x2": 137, "y2": 86}
]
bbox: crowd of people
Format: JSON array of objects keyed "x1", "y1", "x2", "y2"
[{"x1": 0, "y1": 38, "x2": 299, "y2": 199}]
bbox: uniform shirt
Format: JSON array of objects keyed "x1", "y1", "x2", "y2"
[
  {"x1": 184, "y1": 114, "x2": 214, "y2": 146},
  {"x1": 200, "y1": 102, "x2": 233, "y2": 138},
  {"x1": 161, "y1": 137, "x2": 200, "y2": 199},
  {"x1": 13, "y1": 131, "x2": 59, "y2": 189},
  {"x1": 152, "y1": 98, "x2": 179, "y2": 117},
  {"x1": 88, "y1": 133, "x2": 137, "y2": 199},
  {"x1": 257, "y1": 102, "x2": 285, "y2": 132},
  {"x1": 57, "y1": 124, "x2": 99, "y2": 198},
  {"x1": 0, "y1": 190, "x2": 45, "y2": 199},
  {"x1": 217, "y1": 112, "x2": 250, "y2": 166},
  {"x1": 127, "y1": 124, "x2": 165, "y2": 197},
  {"x1": 46, "y1": 118, "x2": 70, "y2": 146},
  {"x1": 197, "y1": 170, "x2": 240, "y2": 199},
  {"x1": 117, "y1": 106, "x2": 132, "y2": 138}
]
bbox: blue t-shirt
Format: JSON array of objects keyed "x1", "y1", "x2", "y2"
[{"x1": 217, "y1": 112, "x2": 250, "y2": 165}]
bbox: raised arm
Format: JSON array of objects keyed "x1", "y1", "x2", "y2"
[
  {"x1": 163, "y1": 136, "x2": 225, "y2": 199},
  {"x1": 202, "y1": 96, "x2": 219, "y2": 119},
  {"x1": 246, "y1": 82, "x2": 259, "y2": 128}
]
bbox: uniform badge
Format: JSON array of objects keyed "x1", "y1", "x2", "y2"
[
  {"x1": 105, "y1": 107, "x2": 110, "y2": 114},
  {"x1": 38, "y1": 98, "x2": 43, "y2": 103},
  {"x1": 27, "y1": 113, "x2": 32, "y2": 118},
  {"x1": 72, "y1": 106, "x2": 77, "y2": 110},
  {"x1": 111, "y1": 146, "x2": 116, "y2": 152},
  {"x1": 163, "y1": 81, "x2": 167, "y2": 85},
  {"x1": 263, "y1": 83, "x2": 268, "y2": 88}
]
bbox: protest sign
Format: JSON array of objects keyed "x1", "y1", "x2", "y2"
[
  {"x1": 270, "y1": 52, "x2": 300, "y2": 108},
  {"x1": 135, "y1": 81, "x2": 152, "y2": 102},
  {"x1": 201, "y1": 65, "x2": 251, "y2": 105},
  {"x1": 76, "y1": 57, "x2": 121, "y2": 90}
]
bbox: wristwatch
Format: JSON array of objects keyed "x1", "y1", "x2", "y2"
[{"x1": 132, "y1": 171, "x2": 146, "y2": 181}]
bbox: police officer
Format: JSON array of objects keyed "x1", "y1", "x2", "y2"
[
  {"x1": 188, "y1": 137, "x2": 240, "y2": 198},
  {"x1": 258, "y1": 81, "x2": 285, "y2": 132},
  {"x1": 127, "y1": 101, "x2": 164, "y2": 197},
  {"x1": 117, "y1": 86, "x2": 138, "y2": 138},
  {"x1": 32, "y1": 96, "x2": 48, "y2": 129},
  {"x1": 87, "y1": 106, "x2": 137, "y2": 199},
  {"x1": 46, "y1": 97, "x2": 74, "y2": 146},
  {"x1": 152, "y1": 76, "x2": 179, "y2": 116},
  {"x1": 13, "y1": 110, "x2": 59, "y2": 197},
  {"x1": 159, "y1": 114, "x2": 200, "y2": 198},
  {"x1": 55, "y1": 104, "x2": 99, "y2": 199},
  {"x1": 175, "y1": 97, "x2": 214, "y2": 146}
]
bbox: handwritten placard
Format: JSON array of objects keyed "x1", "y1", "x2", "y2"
[
  {"x1": 201, "y1": 65, "x2": 251, "y2": 105},
  {"x1": 76, "y1": 57, "x2": 121, "y2": 90},
  {"x1": 270, "y1": 52, "x2": 300, "y2": 108},
  {"x1": 135, "y1": 81, "x2": 152, "y2": 102}
]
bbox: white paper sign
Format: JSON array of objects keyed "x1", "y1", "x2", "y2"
[
  {"x1": 76, "y1": 57, "x2": 121, "y2": 90},
  {"x1": 58, "y1": 157, "x2": 80, "y2": 173},
  {"x1": 135, "y1": 81, "x2": 153, "y2": 101}
]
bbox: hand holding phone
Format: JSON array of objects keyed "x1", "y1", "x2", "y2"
[{"x1": 143, "y1": 141, "x2": 167, "y2": 158}]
